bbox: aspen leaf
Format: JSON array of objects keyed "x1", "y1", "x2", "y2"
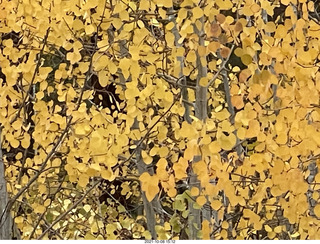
[
  {"x1": 221, "y1": 221, "x2": 229, "y2": 229},
  {"x1": 231, "y1": 95, "x2": 244, "y2": 109},
  {"x1": 208, "y1": 42, "x2": 220, "y2": 53},
  {"x1": 264, "y1": 225, "x2": 272, "y2": 232},
  {"x1": 192, "y1": 7, "x2": 203, "y2": 19},
  {"x1": 274, "y1": 226, "x2": 282, "y2": 234},
  {"x1": 10, "y1": 139, "x2": 20, "y2": 149},
  {"x1": 139, "y1": 0, "x2": 149, "y2": 10},
  {"x1": 196, "y1": 195, "x2": 207, "y2": 206},
  {"x1": 165, "y1": 32, "x2": 175, "y2": 47},
  {"x1": 34, "y1": 205, "x2": 46, "y2": 214},
  {"x1": 211, "y1": 200, "x2": 222, "y2": 210},
  {"x1": 218, "y1": 133, "x2": 236, "y2": 151},
  {"x1": 199, "y1": 77, "x2": 208, "y2": 87},
  {"x1": 234, "y1": 21, "x2": 243, "y2": 32},
  {"x1": 291, "y1": 232, "x2": 300, "y2": 238},
  {"x1": 210, "y1": 23, "x2": 221, "y2": 37},
  {"x1": 202, "y1": 220, "x2": 210, "y2": 240},
  {"x1": 208, "y1": 141, "x2": 221, "y2": 154},
  {"x1": 166, "y1": 22, "x2": 175, "y2": 30},
  {"x1": 83, "y1": 205, "x2": 91, "y2": 212},
  {"x1": 108, "y1": 62, "x2": 118, "y2": 75},
  {"x1": 314, "y1": 204, "x2": 320, "y2": 218},
  {"x1": 251, "y1": 3, "x2": 261, "y2": 13},
  {"x1": 78, "y1": 174, "x2": 89, "y2": 188},
  {"x1": 186, "y1": 50, "x2": 197, "y2": 63},
  {"x1": 73, "y1": 19, "x2": 84, "y2": 31},
  {"x1": 142, "y1": 150, "x2": 153, "y2": 164},
  {"x1": 241, "y1": 54, "x2": 253, "y2": 65},
  {"x1": 220, "y1": 47, "x2": 230, "y2": 58},
  {"x1": 101, "y1": 169, "x2": 113, "y2": 181},
  {"x1": 190, "y1": 187, "x2": 199, "y2": 196}
]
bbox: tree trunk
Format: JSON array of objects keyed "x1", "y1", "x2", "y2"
[{"x1": 0, "y1": 128, "x2": 17, "y2": 239}]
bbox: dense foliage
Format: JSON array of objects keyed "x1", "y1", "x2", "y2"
[{"x1": 1, "y1": 0, "x2": 320, "y2": 240}]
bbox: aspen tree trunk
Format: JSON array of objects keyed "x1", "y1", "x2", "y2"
[
  {"x1": 0, "y1": 129, "x2": 16, "y2": 239},
  {"x1": 188, "y1": 16, "x2": 211, "y2": 239},
  {"x1": 133, "y1": 119, "x2": 158, "y2": 239},
  {"x1": 117, "y1": 35, "x2": 162, "y2": 238},
  {"x1": 169, "y1": 12, "x2": 191, "y2": 124}
]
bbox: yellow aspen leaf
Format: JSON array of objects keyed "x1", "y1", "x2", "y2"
[
  {"x1": 163, "y1": 0, "x2": 172, "y2": 7},
  {"x1": 250, "y1": 3, "x2": 261, "y2": 13},
  {"x1": 142, "y1": 150, "x2": 153, "y2": 164},
  {"x1": 168, "y1": 188, "x2": 177, "y2": 198},
  {"x1": 274, "y1": 25, "x2": 287, "y2": 38},
  {"x1": 314, "y1": 204, "x2": 320, "y2": 218},
  {"x1": 101, "y1": 168, "x2": 114, "y2": 181},
  {"x1": 83, "y1": 205, "x2": 91, "y2": 212},
  {"x1": 165, "y1": 32, "x2": 175, "y2": 47},
  {"x1": 201, "y1": 220, "x2": 210, "y2": 240},
  {"x1": 73, "y1": 19, "x2": 84, "y2": 31},
  {"x1": 166, "y1": 22, "x2": 175, "y2": 30},
  {"x1": 140, "y1": 172, "x2": 152, "y2": 183},
  {"x1": 208, "y1": 41, "x2": 220, "y2": 53},
  {"x1": 268, "y1": 232, "x2": 276, "y2": 239},
  {"x1": 214, "y1": 108, "x2": 230, "y2": 120},
  {"x1": 281, "y1": 0, "x2": 293, "y2": 5},
  {"x1": 66, "y1": 50, "x2": 81, "y2": 64},
  {"x1": 231, "y1": 95, "x2": 244, "y2": 109},
  {"x1": 276, "y1": 132, "x2": 288, "y2": 145},
  {"x1": 112, "y1": 18, "x2": 122, "y2": 29},
  {"x1": 192, "y1": 6, "x2": 203, "y2": 19},
  {"x1": 145, "y1": 181, "x2": 159, "y2": 202},
  {"x1": 74, "y1": 125, "x2": 88, "y2": 137},
  {"x1": 150, "y1": 146, "x2": 159, "y2": 156},
  {"x1": 210, "y1": 200, "x2": 222, "y2": 210},
  {"x1": 21, "y1": 137, "x2": 30, "y2": 149},
  {"x1": 265, "y1": 22, "x2": 276, "y2": 33},
  {"x1": 90, "y1": 163, "x2": 101, "y2": 172},
  {"x1": 158, "y1": 147, "x2": 169, "y2": 157},
  {"x1": 208, "y1": 141, "x2": 221, "y2": 154},
  {"x1": 85, "y1": 24, "x2": 95, "y2": 35},
  {"x1": 186, "y1": 50, "x2": 197, "y2": 63},
  {"x1": 164, "y1": 222, "x2": 171, "y2": 231},
  {"x1": 184, "y1": 146, "x2": 195, "y2": 161},
  {"x1": 291, "y1": 232, "x2": 300, "y2": 238},
  {"x1": 108, "y1": 62, "x2": 118, "y2": 75},
  {"x1": 221, "y1": 221, "x2": 229, "y2": 229},
  {"x1": 39, "y1": 185, "x2": 47, "y2": 194},
  {"x1": 237, "y1": 127, "x2": 246, "y2": 140},
  {"x1": 241, "y1": 54, "x2": 252, "y2": 65},
  {"x1": 198, "y1": 46, "x2": 207, "y2": 57},
  {"x1": 196, "y1": 195, "x2": 207, "y2": 206},
  {"x1": 10, "y1": 139, "x2": 20, "y2": 149},
  {"x1": 78, "y1": 174, "x2": 89, "y2": 188},
  {"x1": 274, "y1": 226, "x2": 282, "y2": 234},
  {"x1": 246, "y1": 120, "x2": 260, "y2": 138},
  {"x1": 264, "y1": 225, "x2": 272, "y2": 232},
  {"x1": 199, "y1": 77, "x2": 208, "y2": 86},
  {"x1": 218, "y1": 133, "x2": 236, "y2": 151},
  {"x1": 139, "y1": 0, "x2": 150, "y2": 10},
  {"x1": 220, "y1": 229, "x2": 228, "y2": 239},
  {"x1": 78, "y1": 62, "x2": 90, "y2": 74},
  {"x1": 190, "y1": 187, "x2": 199, "y2": 196},
  {"x1": 44, "y1": 199, "x2": 51, "y2": 207},
  {"x1": 242, "y1": 6, "x2": 253, "y2": 16},
  {"x1": 97, "y1": 39, "x2": 109, "y2": 51},
  {"x1": 34, "y1": 205, "x2": 46, "y2": 214}
]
